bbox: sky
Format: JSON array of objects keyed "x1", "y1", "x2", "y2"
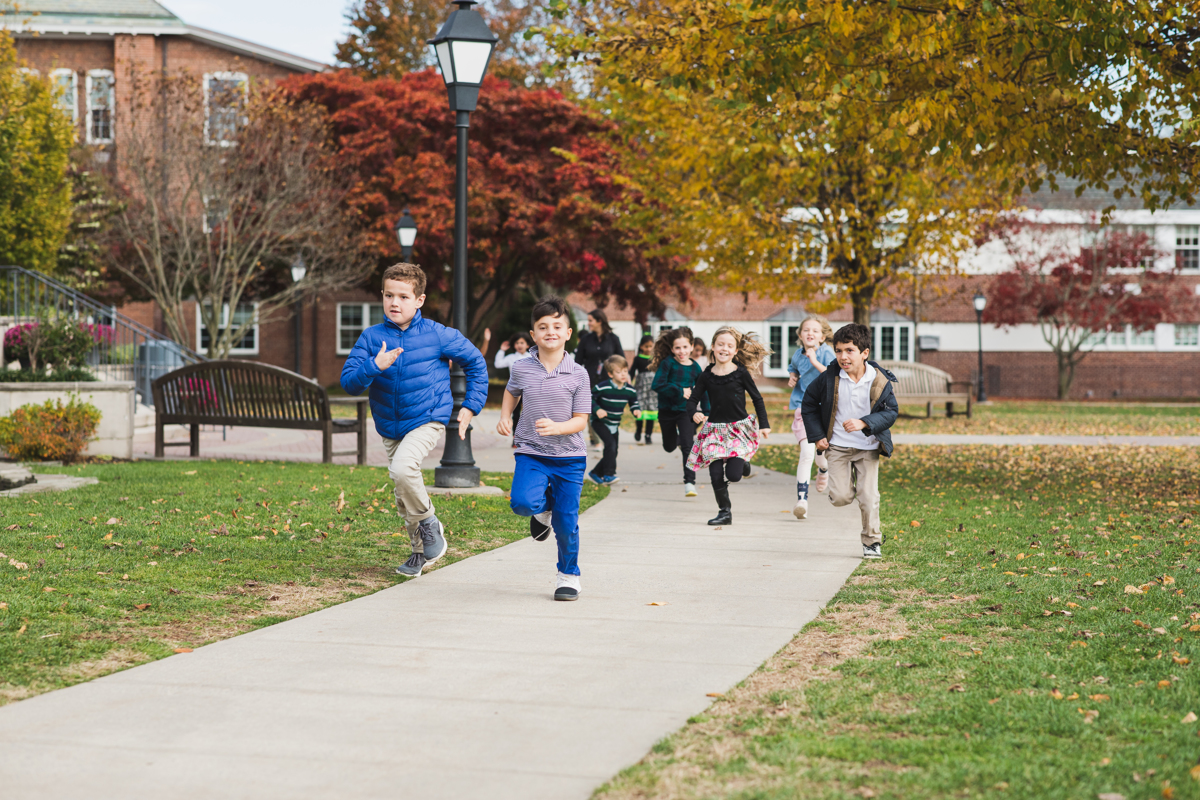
[{"x1": 159, "y1": 0, "x2": 351, "y2": 65}]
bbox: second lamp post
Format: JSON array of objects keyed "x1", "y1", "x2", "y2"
[
  {"x1": 395, "y1": 209, "x2": 417, "y2": 262},
  {"x1": 429, "y1": 0, "x2": 497, "y2": 488},
  {"x1": 973, "y1": 291, "x2": 988, "y2": 403}
]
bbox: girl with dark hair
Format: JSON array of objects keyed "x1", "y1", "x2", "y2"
[
  {"x1": 651, "y1": 327, "x2": 707, "y2": 496},
  {"x1": 495, "y1": 332, "x2": 534, "y2": 448},
  {"x1": 575, "y1": 309, "x2": 625, "y2": 447},
  {"x1": 630, "y1": 334, "x2": 657, "y2": 445}
]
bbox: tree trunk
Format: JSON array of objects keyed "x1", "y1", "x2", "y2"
[
  {"x1": 850, "y1": 275, "x2": 874, "y2": 326},
  {"x1": 1055, "y1": 348, "x2": 1074, "y2": 400}
]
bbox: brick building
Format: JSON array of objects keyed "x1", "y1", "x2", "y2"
[
  {"x1": 5, "y1": 1, "x2": 393, "y2": 387},
  {"x1": 577, "y1": 181, "x2": 1200, "y2": 400}
]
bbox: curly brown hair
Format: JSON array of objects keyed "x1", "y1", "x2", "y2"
[{"x1": 649, "y1": 326, "x2": 695, "y2": 370}]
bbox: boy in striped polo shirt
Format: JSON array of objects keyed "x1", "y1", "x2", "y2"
[
  {"x1": 496, "y1": 296, "x2": 593, "y2": 601},
  {"x1": 589, "y1": 355, "x2": 641, "y2": 485}
]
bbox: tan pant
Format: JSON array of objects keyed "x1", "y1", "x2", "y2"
[
  {"x1": 382, "y1": 422, "x2": 445, "y2": 552},
  {"x1": 825, "y1": 445, "x2": 882, "y2": 546}
]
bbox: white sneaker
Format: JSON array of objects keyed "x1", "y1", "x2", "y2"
[
  {"x1": 555, "y1": 571, "x2": 581, "y2": 601},
  {"x1": 684, "y1": 482, "x2": 697, "y2": 497},
  {"x1": 793, "y1": 498, "x2": 808, "y2": 519}
]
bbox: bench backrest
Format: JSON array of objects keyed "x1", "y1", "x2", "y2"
[
  {"x1": 876, "y1": 360, "x2": 953, "y2": 395},
  {"x1": 152, "y1": 360, "x2": 332, "y2": 428}
]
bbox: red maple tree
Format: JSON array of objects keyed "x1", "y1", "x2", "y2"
[
  {"x1": 984, "y1": 222, "x2": 1197, "y2": 399},
  {"x1": 280, "y1": 69, "x2": 687, "y2": 337}
]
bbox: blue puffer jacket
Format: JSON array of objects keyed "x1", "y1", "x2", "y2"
[{"x1": 340, "y1": 310, "x2": 488, "y2": 441}]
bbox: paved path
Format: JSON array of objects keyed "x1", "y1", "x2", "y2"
[
  {"x1": 894, "y1": 433, "x2": 1200, "y2": 446},
  {"x1": 0, "y1": 429, "x2": 860, "y2": 799}
]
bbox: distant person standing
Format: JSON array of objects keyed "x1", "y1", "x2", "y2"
[
  {"x1": 495, "y1": 333, "x2": 534, "y2": 448},
  {"x1": 575, "y1": 309, "x2": 624, "y2": 448}
]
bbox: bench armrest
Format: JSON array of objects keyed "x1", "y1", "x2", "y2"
[
  {"x1": 947, "y1": 380, "x2": 975, "y2": 390},
  {"x1": 329, "y1": 396, "x2": 369, "y2": 405}
]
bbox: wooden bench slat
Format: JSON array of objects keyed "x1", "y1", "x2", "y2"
[{"x1": 877, "y1": 360, "x2": 972, "y2": 419}]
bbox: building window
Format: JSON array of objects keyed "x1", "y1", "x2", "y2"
[
  {"x1": 337, "y1": 303, "x2": 385, "y2": 354},
  {"x1": 85, "y1": 70, "x2": 114, "y2": 144},
  {"x1": 1176, "y1": 324, "x2": 1200, "y2": 348},
  {"x1": 51, "y1": 68, "x2": 78, "y2": 125},
  {"x1": 198, "y1": 302, "x2": 259, "y2": 354},
  {"x1": 1176, "y1": 225, "x2": 1200, "y2": 271},
  {"x1": 204, "y1": 72, "x2": 248, "y2": 146},
  {"x1": 768, "y1": 325, "x2": 784, "y2": 370},
  {"x1": 1129, "y1": 327, "x2": 1156, "y2": 347},
  {"x1": 871, "y1": 323, "x2": 913, "y2": 362}
]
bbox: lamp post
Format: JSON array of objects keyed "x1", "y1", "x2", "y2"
[
  {"x1": 395, "y1": 208, "x2": 417, "y2": 262},
  {"x1": 290, "y1": 255, "x2": 307, "y2": 376},
  {"x1": 973, "y1": 291, "x2": 988, "y2": 403},
  {"x1": 429, "y1": 0, "x2": 497, "y2": 488}
]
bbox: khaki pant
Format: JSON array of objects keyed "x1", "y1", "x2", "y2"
[
  {"x1": 825, "y1": 445, "x2": 882, "y2": 546},
  {"x1": 382, "y1": 422, "x2": 445, "y2": 552}
]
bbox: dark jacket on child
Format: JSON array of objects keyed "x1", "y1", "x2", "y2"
[
  {"x1": 651, "y1": 358, "x2": 709, "y2": 414},
  {"x1": 800, "y1": 361, "x2": 899, "y2": 456}
]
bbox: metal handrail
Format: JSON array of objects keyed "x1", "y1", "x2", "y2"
[{"x1": 0, "y1": 265, "x2": 207, "y2": 407}]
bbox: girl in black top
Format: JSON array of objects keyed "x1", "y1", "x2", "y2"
[{"x1": 685, "y1": 326, "x2": 771, "y2": 526}]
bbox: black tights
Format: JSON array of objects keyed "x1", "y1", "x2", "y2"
[
  {"x1": 709, "y1": 457, "x2": 746, "y2": 509},
  {"x1": 659, "y1": 410, "x2": 696, "y2": 483},
  {"x1": 635, "y1": 419, "x2": 655, "y2": 439}
]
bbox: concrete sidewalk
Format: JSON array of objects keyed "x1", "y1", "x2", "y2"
[{"x1": 0, "y1": 434, "x2": 861, "y2": 800}]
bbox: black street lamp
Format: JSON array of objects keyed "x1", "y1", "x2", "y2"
[
  {"x1": 395, "y1": 208, "x2": 417, "y2": 262},
  {"x1": 973, "y1": 291, "x2": 988, "y2": 403},
  {"x1": 429, "y1": 0, "x2": 497, "y2": 488},
  {"x1": 290, "y1": 255, "x2": 307, "y2": 376}
]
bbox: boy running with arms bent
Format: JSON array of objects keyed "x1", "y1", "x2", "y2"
[{"x1": 497, "y1": 297, "x2": 592, "y2": 601}]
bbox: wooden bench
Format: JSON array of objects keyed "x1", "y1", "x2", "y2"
[
  {"x1": 877, "y1": 360, "x2": 973, "y2": 418},
  {"x1": 152, "y1": 361, "x2": 369, "y2": 463}
]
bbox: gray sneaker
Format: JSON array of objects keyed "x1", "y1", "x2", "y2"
[
  {"x1": 419, "y1": 516, "x2": 447, "y2": 563},
  {"x1": 395, "y1": 552, "x2": 427, "y2": 577},
  {"x1": 862, "y1": 543, "x2": 882, "y2": 559}
]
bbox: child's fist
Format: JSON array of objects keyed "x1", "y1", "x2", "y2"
[
  {"x1": 534, "y1": 418, "x2": 559, "y2": 437},
  {"x1": 633, "y1": 410, "x2": 641, "y2": 418},
  {"x1": 692, "y1": 411, "x2": 706, "y2": 425},
  {"x1": 595, "y1": 409, "x2": 607, "y2": 419},
  {"x1": 787, "y1": 374, "x2": 798, "y2": 388},
  {"x1": 496, "y1": 416, "x2": 513, "y2": 436},
  {"x1": 374, "y1": 341, "x2": 403, "y2": 371},
  {"x1": 843, "y1": 418, "x2": 866, "y2": 433},
  {"x1": 815, "y1": 437, "x2": 830, "y2": 452},
  {"x1": 759, "y1": 427, "x2": 770, "y2": 440},
  {"x1": 682, "y1": 387, "x2": 692, "y2": 399}
]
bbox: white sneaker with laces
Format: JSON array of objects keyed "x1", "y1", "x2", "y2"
[
  {"x1": 793, "y1": 498, "x2": 808, "y2": 519},
  {"x1": 555, "y1": 571, "x2": 581, "y2": 601},
  {"x1": 684, "y1": 482, "x2": 697, "y2": 497}
]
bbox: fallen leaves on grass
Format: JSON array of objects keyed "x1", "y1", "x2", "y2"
[
  {"x1": 133, "y1": 604, "x2": 150, "y2": 611},
  {"x1": 1182, "y1": 711, "x2": 1197, "y2": 724},
  {"x1": 173, "y1": 648, "x2": 192, "y2": 653}
]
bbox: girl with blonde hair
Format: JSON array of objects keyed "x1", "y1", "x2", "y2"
[
  {"x1": 685, "y1": 326, "x2": 772, "y2": 525},
  {"x1": 787, "y1": 314, "x2": 836, "y2": 519}
]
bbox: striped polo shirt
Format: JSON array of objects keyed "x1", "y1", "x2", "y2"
[{"x1": 506, "y1": 347, "x2": 592, "y2": 458}]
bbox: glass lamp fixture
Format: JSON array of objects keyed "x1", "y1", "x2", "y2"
[{"x1": 428, "y1": 0, "x2": 498, "y2": 112}]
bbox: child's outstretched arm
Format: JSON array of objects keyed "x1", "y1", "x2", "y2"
[{"x1": 440, "y1": 327, "x2": 489, "y2": 439}]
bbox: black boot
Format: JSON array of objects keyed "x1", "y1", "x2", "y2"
[
  {"x1": 742, "y1": 461, "x2": 752, "y2": 478},
  {"x1": 708, "y1": 483, "x2": 732, "y2": 525}
]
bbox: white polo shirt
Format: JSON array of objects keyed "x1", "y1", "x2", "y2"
[{"x1": 830, "y1": 363, "x2": 879, "y2": 450}]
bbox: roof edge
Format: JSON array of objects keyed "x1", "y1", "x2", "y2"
[{"x1": 183, "y1": 25, "x2": 327, "y2": 73}]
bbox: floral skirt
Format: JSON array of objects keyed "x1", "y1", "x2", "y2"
[{"x1": 686, "y1": 416, "x2": 761, "y2": 471}]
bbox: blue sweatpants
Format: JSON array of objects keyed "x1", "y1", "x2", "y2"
[{"x1": 510, "y1": 453, "x2": 587, "y2": 576}]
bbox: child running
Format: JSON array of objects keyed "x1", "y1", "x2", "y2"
[
  {"x1": 589, "y1": 355, "x2": 641, "y2": 485},
  {"x1": 685, "y1": 327, "x2": 771, "y2": 525},
  {"x1": 651, "y1": 327, "x2": 708, "y2": 497},
  {"x1": 340, "y1": 263, "x2": 487, "y2": 578},
  {"x1": 497, "y1": 296, "x2": 592, "y2": 601},
  {"x1": 787, "y1": 315, "x2": 837, "y2": 519},
  {"x1": 631, "y1": 334, "x2": 657, "y2": 445}
]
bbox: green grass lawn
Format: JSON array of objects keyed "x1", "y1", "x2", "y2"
[
  {"x1": 599, "y1": 443, "x2": 1200, "y2": 800},
  {"x1": 758, "y1": 396, "x2": 1200, "y2": 438},
  {"x1": 0, "y1": 461, "x2": 606, "y2": 706}
]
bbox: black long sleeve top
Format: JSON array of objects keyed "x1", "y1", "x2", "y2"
[{"x1": 686, "y1": 364, "x2": 770, "y2": 428}]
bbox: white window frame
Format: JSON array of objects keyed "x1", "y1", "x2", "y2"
[
  {"x1": 85, "y1": 69, "x2": 114, "y2": 145},
  {"x1": 51, "y1": 68, "x2": 78, "y2": 126},
  {"x1": 1176, "y1": 225, "x2": 1200, "y2": 272},
  {"x1": 765, "y1": 323, "x2": 804, "y2": 377},
  {"x1": 203, "y1": 72, "x2": 248, "y2": 147},
  {"x1": 197, "y1": 302, "x2": 259, "y2": 355},
  {"x1": 1174, "y1": 323, "x2": 1200, "y2": 349},
  {"x1": 336, "y1": 302, "x2": 385, "y2": 355},
  {"x1": 872, "y1": 322, "x2": 915, "y2": 363}
]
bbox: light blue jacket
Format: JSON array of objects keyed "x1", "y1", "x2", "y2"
[
  {"x1": 788, "y1": 343, "x2": 836, "y2": 410},
  {"x1": 340, "y1": 309, "x2": 487, "y2": 441}
]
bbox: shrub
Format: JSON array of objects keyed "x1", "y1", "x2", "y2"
[
  {"x1": 4, "y1": 317, "x2": 97, "y2": 374},
  {"x1": 0, "y1": 396, "x2": 101, "y2": 462}
]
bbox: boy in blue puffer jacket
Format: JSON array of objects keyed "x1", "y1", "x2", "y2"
[{"x1": 341, "y1": 263, "x2": 488, "y2": 578}]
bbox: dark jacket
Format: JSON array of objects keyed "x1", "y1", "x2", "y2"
[
  {"x1": 340, "y1": 309, "x2": 488, "y2": 441},
  {"x1": 800, "y1": 361, "x2": 899, "y2": 457},
  {"x1": 575, "y1": 331, "x2": 625, "y2": 387},
  {"x1": 652, "y1": 357, "x2": 708, "y2": 414}
]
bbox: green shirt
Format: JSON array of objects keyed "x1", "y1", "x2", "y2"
[{"x1": 592, "y1": 379, "x2": 640, "y2": 433}]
